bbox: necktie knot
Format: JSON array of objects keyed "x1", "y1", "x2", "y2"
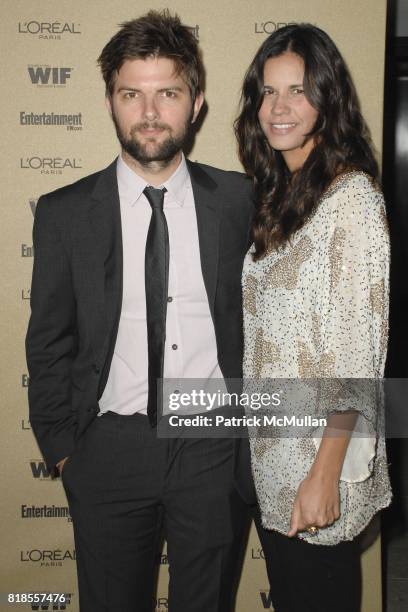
[{"x1": 144, "y1": 186, "x2": 167, "y2": 210}]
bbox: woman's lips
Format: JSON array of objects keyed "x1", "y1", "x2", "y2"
[{"x1": 269, "y1": 123, "x2": 297, "y2": 135}]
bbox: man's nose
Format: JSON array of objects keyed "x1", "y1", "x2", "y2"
[{"x1": 142, "y1": 96, "x2": 159, "y2": 121}]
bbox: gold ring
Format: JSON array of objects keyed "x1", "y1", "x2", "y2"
[{"x1": 307, "y1": 526, "x2": 318, "y2": 535}]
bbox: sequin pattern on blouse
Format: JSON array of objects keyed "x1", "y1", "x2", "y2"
[{"x1": 242, "y1": 172, "x2": 392, "y2": 545}]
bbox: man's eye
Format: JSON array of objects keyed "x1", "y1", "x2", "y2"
[
  {"x1": 163, "y1": 90, "x2": 177, "y2": 98},
  {"x1": 124, "y1": 92, "x2": 137, "y2": 99},
  {"x1": 292, "y1": 88, "x2": 304, "y2": 95}
]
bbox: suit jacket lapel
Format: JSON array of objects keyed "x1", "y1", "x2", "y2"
[
  {"x1": 187, "y1": 160, "x2": 221, "y2": 315},
  {"x1": 87, "y1": 159, "x2": 123, "y2": 372}
]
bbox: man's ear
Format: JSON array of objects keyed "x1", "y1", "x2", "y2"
[
  {"x1": 105, "y1": 95, "x2": 113, "y2": 116},
  {"x1": 191, "y1": 91, "x2": 204, "y2": 124}
]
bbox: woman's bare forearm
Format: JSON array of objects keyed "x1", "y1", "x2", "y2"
[{"x1": 309, "y1": 411, "x2": 359, "y2": 481}]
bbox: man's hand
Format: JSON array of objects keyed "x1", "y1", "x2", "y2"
[
  {"x1": 287, "y1": 471, "x2": 340, "y2": 537},
  {"x1": 57, "y1": 456, "x2": 69, "y2": 475}
]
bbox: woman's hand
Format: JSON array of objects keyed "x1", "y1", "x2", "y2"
[
  {"x1": 287, "y1": 471, "x2": 340, "y2": 537},
  {"x1": 287, "y1": 411, "x2": 358, "y2": 537}
]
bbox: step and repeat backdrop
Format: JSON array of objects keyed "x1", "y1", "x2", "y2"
[{"x1": 1, "y1": 0, "x2": 387, "y2": 610}]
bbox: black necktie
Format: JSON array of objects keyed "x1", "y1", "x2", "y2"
[{"x1": 144, "y1": 186, "x2": 168, "y2": 427}]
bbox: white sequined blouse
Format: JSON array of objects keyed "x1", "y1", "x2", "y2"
[{"x1": 242, "y1": 171, "x2": 392, "y2": 545}]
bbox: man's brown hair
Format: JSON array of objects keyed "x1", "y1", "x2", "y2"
[{"x1": 98, "y1": 9, "x2": 204, "y2": 101}]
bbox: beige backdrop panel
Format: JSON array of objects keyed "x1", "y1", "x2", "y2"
[{"x1": 0, "y1": 0, "x2": 387, "y2": 611}]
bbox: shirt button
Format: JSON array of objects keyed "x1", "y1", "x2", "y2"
[
  {"x1": 167, "y1": 296, "x2": 173, "y2": 303},
  {"x1": 172, "y1": 344, "x2": 178, "y2": 350}
]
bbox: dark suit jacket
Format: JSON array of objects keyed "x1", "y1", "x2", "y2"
[{"x1": 26, "y1": 158, "x2": 256, "y2": 502}]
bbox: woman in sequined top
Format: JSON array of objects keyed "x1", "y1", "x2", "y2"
[{"x1": 235, "y1": 24, "x2": 391, "y2": 612}]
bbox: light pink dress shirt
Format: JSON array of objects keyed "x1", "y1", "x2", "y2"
[{"x1": 98, "y1": 154, "x2": 224, "y2": 415}]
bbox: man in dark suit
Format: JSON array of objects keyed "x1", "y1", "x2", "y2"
[{"x1": 26, "y1": 10, "x2": 254, "y2": 612}]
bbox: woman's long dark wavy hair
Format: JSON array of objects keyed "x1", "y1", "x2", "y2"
[{"x1": 235, "y1": 24, "x2": 379, "y2": 259}]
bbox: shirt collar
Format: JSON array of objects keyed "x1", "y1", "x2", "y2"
[{"x1": 117, "y1": 153, "x2": 190, "y2": 208}]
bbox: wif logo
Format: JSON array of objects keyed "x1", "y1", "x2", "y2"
[
  {"x1": 30, "y1": 593, "x2": 72, "y2": 610},
  {"x1": 260, "y1": 590, "x2": 274, "y2": 609},
  {"x1": 28, "y1": 66, "x2": 72, "y2": 86},
  {"x1": 30, "y1": 461, "x2": 53, "y2": 479}
]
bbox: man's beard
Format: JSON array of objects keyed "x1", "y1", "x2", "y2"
[{"x1": 111, "y1": 111, "x2": 191, "y2": 167}]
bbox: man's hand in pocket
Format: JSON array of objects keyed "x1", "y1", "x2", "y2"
[{"x1": 57, "y1": 456, "x2": 69, "y2": 475}]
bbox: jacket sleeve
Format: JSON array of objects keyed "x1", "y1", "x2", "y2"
[{"x1": 25, "y1": 194, "x2": 78, "y2": 473}]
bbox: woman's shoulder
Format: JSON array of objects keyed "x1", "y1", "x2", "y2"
[
  {"x1": 313, "y1": 173, "x2": 388, "y2": 260},
  {"x1": 323, "y1": 169, "x2": 383, "y2": 201},
  {"x1": 321, "y1": 169, "x2": 386, "y2": 226}
]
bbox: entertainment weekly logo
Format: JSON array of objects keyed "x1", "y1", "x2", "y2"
[
  {"x1": 22, "y1": 244, "x2": 34, "y2": 257},
  {"x1": 27, "y1": 66, "x2": 73, "y2": 87},
  {"x1": 21, "y1": 504, "x2": 71, "y2": 521},
  {"x1": 20, "y1": 157, "x2": 83, "y2": 175},
  {"x1": 20, "y1": 111, "x2": 83, "y2": 131},
  {"x1": 18, "y1": 20, "x2": 81, "y2": 40},
  {"x1": 157, "y1": 552, "x2": 168, "y2": 565}
]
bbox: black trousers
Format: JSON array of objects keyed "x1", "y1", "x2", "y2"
[
  {"x1": 62, "y1": 411, "x2": 250, "y2": 612},
  {"x1": 254, "y1": 508, "x2": 362, "y2": 612}
]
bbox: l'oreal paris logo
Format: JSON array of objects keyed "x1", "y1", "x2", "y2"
[
  {"x1": 255, "y1": 21, "x2": 297, "y2": 34},
  {"x1": 20, "y1": 157, "x2": 82, "y2": 173},
  {"x1": 18, "y1": 21, "x2": 81, "y2": 35},
  {"x1": 186, "y1": 25, "x2": 199, "y2": 40}
]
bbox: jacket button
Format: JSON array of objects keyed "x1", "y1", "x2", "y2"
[{"x1": 93, "y1": 364, "x2": 100, "y2": 374}]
